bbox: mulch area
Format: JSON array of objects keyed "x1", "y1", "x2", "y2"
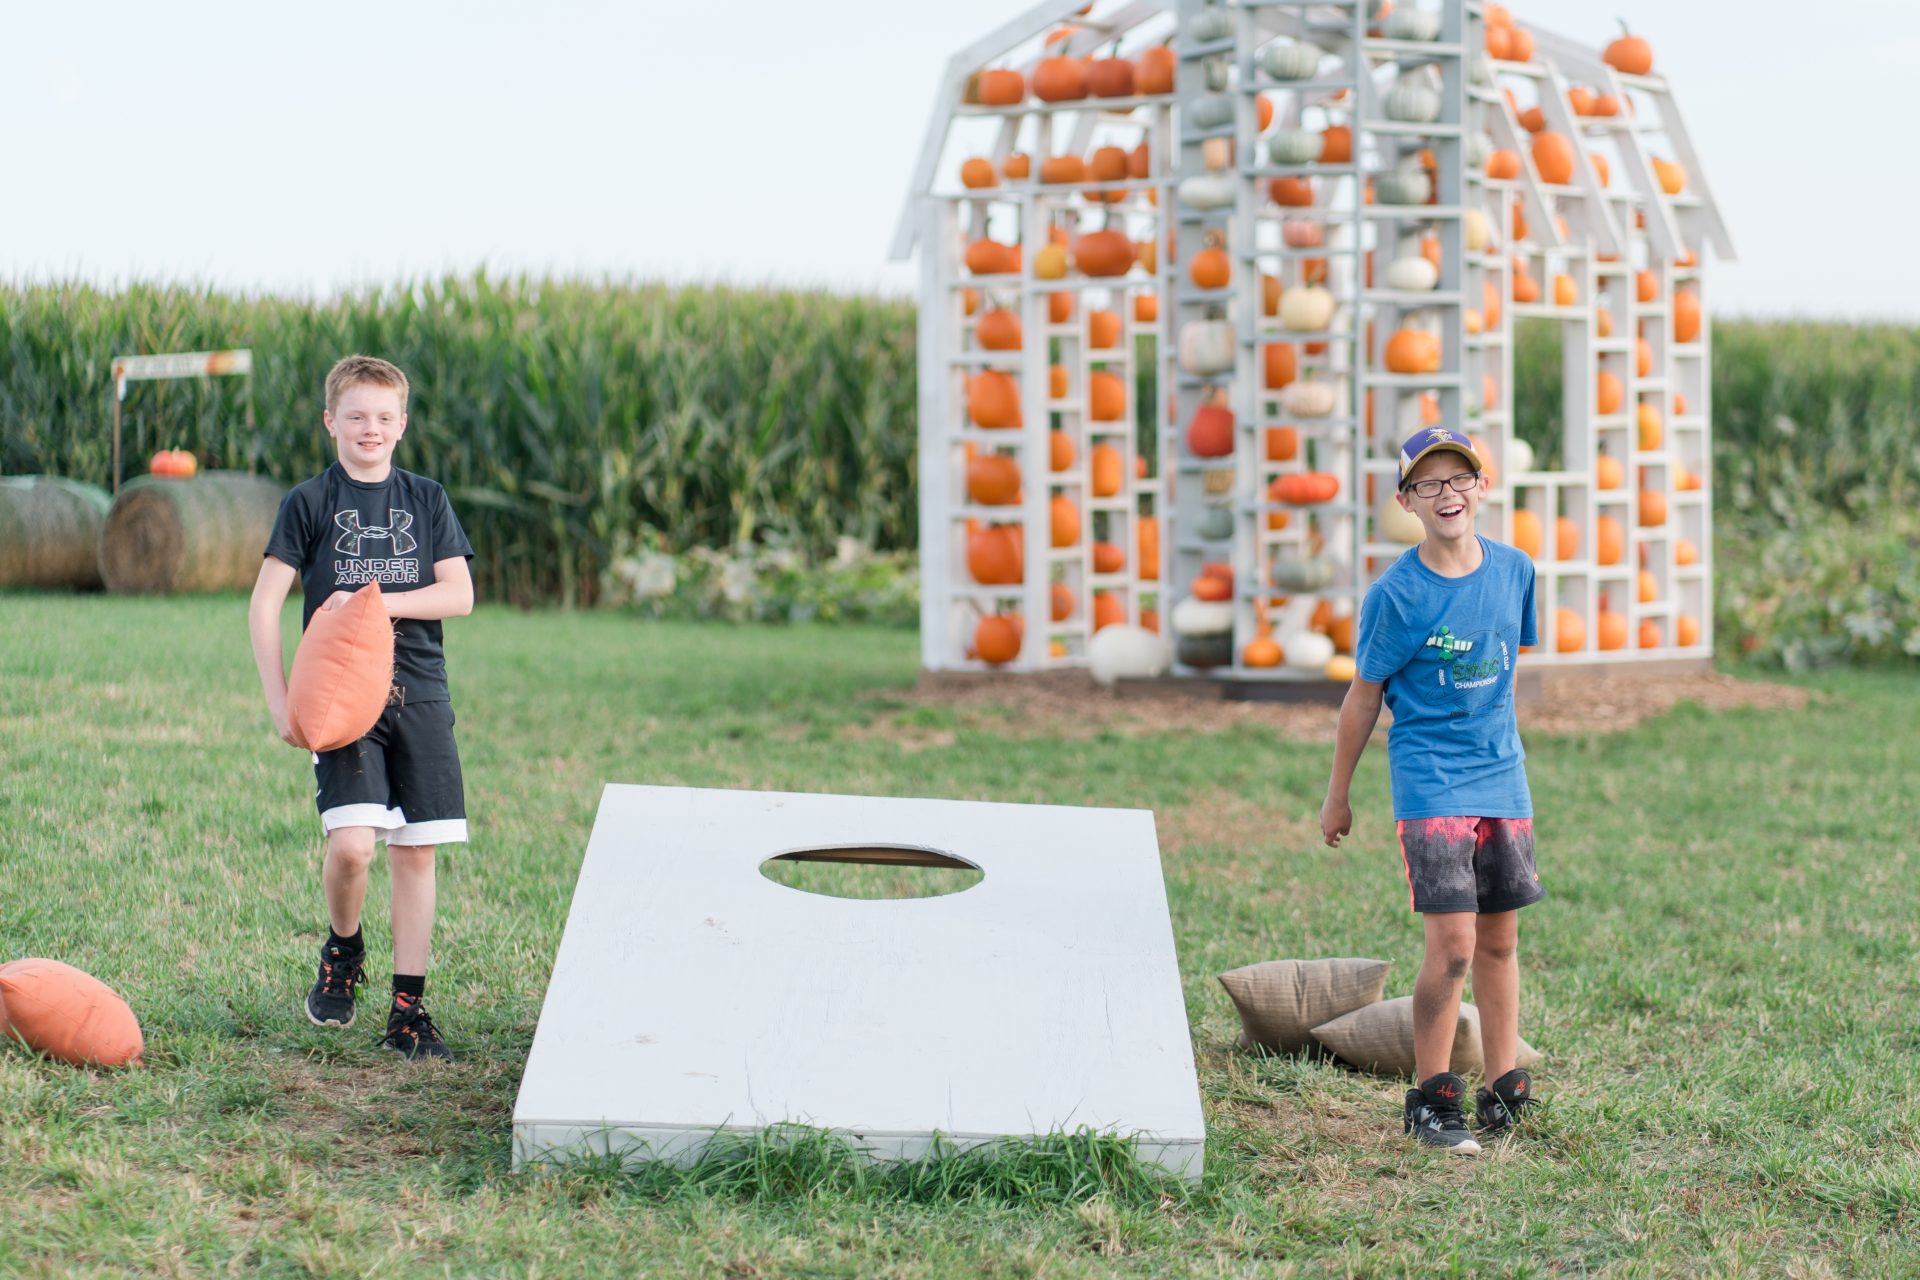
[{"x1": 851, "y1": 668, "x2": 1813, "y2": 747}]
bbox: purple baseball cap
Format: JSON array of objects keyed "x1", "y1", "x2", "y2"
[{"x1": 1398, "y1": 426, "x2": 1484, "y2": 488}]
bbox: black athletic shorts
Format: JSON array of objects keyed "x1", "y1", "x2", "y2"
[
  {"x1": 1396, "y1": 816, "x2": 1544, "y2": 914},
  {"x1": 313, "y1": 699, "x2": 467, "y2": 846}
]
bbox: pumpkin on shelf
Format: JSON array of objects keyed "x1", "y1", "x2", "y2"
[
  {"x1": 1192, "y1": 572, "x2": 1232, "y2": 603},
  {"x1": 1638, "y1": 569, "x2": 1658, "y2": 605},
  {"x1": 1033, "y1": 56, "x2": 1089, "y2": 102},
  {"x1": 1383, "y1": 328, "x2": 1442, "y2": 374},
  {"x1": 1272, "y1": 472, "x2": 1340, "y2": 505},
  {"x1": 1596, "y1": 450, "x2": 1624, "y2": 490},
  {"x1": 966, "y1": 454, "x2": 1022, "y2": 506},
  {"x1": 1051, "y1": 582, "x2": 1075, "y2": 622},
  {"x1": 1049, "y1": 428, "x2": 1072, "y2": 469},
  {"x1": 1088, "y1": 309, "x2": 1122, "y2": 349},
  {"x1": 1281, "y1": 218, "x2": 1325, "y2": 248},
  {"x1": 1552, "y1": 274, "x2": 1577, "y2": 306},
  {"x1": 1280, "y1": 376, "x2": 1338, "y2": 418},
  {"x1": 1677, "y1": 615, "x2": 1701, "y2": 647},
  {"x1": 1638, "y1": 619, "x2": 1661, "y2": 649},
  {"x1": 1386, "y1": 254, "x2": 1439, "y2": 292},
  {"x1": 960, "y1": 157, "x2": 997, "y2": 189},
  {"x1": 974, "y1": 614, "x2": 1023, "y2": 665},
  {"x1": 1673, "y1": 289, "x2": 1702, "y2": 343},
  {"x1": 1555, "y1": 516, "x2": 1579, "y2": 561},
  {"x1": 1260, "y1": 40, "x2": 1323, "y2": 81},
  {"x1": 1268, "y1": 129, "x2": 1321, "y2": 166},
  {"x1": 1282, "y1": 628, "x2": 1335, "y2": 671},
  {"x1": 1242, "y1": 624, "x2": 1284, "y2": 670},
  {"x1": 1035, "y1": 243, "x2": 1069, "y2": 280},
  {"x1": 965, "y1": 239, "x2": 1020, "y2": 276},
  {"x1": 1604, "y1": 20, "x2": 1654, "y2": 75},
  {"x1": 1383, "y1": 78, "x2": 1441, "y2": 124},
  {"x1": 1319, "y1": 124, "x2": 1353, "y2": 164},
  {"x1": 1596, "y1": 368, "x2": 1625, "y2": 416},
  {"x1": 1186, "y1": 398, "x2": 1235, "y2": 458},
  {"x1": 1089, "y1": 370, "x2": 1127, "y2": 421},
  {"x1": 1265, "y1": 425, "x2": 1299, "y2": 463},
  {"x1": 1195, "y1": 504, "x2": 1235, "y2": 542},
  {"x1": 1269, "y1": 176, "x2": 1315, "y2": 207},
  {"x1": 1137, "y1": 516, "x2": 1161, "y2": 580},
  {"x1": 1531, "y1": 132, "x2": 1575, "y2": 185},
  {"x1": 1050, "y1": 494, "x2": 1081, "y2": 547},
  {"x1": 1189, "y1": 243, "x2": 1232, "y2": 289},
  {"x1": 968, "y1": 371, "x2": 1022, "y2": 428},
  {"x1": 1279, "y1": 283, "x2": 1336, "y2": 332},
  {"x1": 1638, "y1": 403, "x2": 1664, "y2": 450},
  {"x1": 1554, "y1": 607, "x2": 1586, "y2": 653},
  {"x1": 976, "y1": 309, "x2": 1021, "y2": 351},
  {"x1": 1652, "y1": 156, "x2": 1687, "y2": 195},
  {"x1": 1511, "y1": 508, "x2": 1544, "y2": 559},
  {"x1": 1639, "y1": 488, "x2": 1668, "y2": 527},
  {"x1": 1486, "y1": 148, "x2": 1521, "y2": 180},
  {"x1": 1092, "y1": 541, "x2": 1126, "y2": 575},
  {"x1": 1088, "y1": 56, "x2": 1135, "y2": 98},
  {"x1": 1039, "y1": 155, "x2": 1088, "y2": 185},
  {"x1": 1596, "y1": 598, "x2": 1628, "y2": 651},
  {"x1": 1132, "y1": 292, "x2": 1159, "y2": 323},
  {"x1": 1089, "y1": 444, "x2": 1124, "y2": 498},
  {"x1": 1263, "y1": 341, "x2": 1297, "y2": 390},
  {"x1": 1597, "y1": 514, "x2": 1625, "y2": 566},
  {"x1": 1178, "y1": 172, "x2": 1235, "y2": 210},
  {"x1": 1271, "y1": 556, "x2": 1335, "y2": 593},
  {"x1": 967, "y1": 523, "x2": 1023, "y2": 584},
  {"x1": 976, "y1": 69, "x2": 1026, "y2": 106},
  {"x1": 1178, "y1": 317, "x2": 1235, "y2": 374},
  {"x1": 1137, "y1": 45, "x2": 1176, "y2": 95},
  {"x1": 1073, "y1": 228, "x2": 1135, "y2": 278}
]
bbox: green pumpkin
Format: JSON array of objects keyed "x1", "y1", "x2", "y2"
[
  {"x1": 1383, "y1": 9, "x2": 1441, "y2": 41},
  {"x1": 1186, "y1": 6, "x2": 1232, "y2": 44},
  {"x1": 1188, "y1": 94, "x2": 1234, "y2": 130},
  {"x1": 1260, "y1": 42, "x2": 1323, "y2": 81},
  {"x1": 1267, "y1": 130, "x2": 1322, "y2": 165},
  {"x1": 1271, "y1": 557, "x2": 1335, "y2": 592},
  {"x1": 1196, "y1": 505, "x2": 1235, "y2": 541},
  {"x1": 1374, "y1": 169, "x2": 1431, "y2": 205},
  {"x1": 1384, "y1": 81, "x2": 1442, "y2": 124}
]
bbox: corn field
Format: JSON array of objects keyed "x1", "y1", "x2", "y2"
[{"x1": 2, "y1": 278, "x2": 1913, "y2": 606}]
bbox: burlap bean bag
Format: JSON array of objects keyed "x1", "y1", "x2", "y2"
[
  {"x1": 287, "y1": 581, "x2": 394, "y2": 751},
  {"x1": 0, "y1": 958, "x2": 145, "y2": 1068},
  {"x1": 1311, "y1": 996, "x2": 1542, "y2": 1079},
  {"x1": 1219, "y1": 958, "x2": 1392, "y2": 1055}
]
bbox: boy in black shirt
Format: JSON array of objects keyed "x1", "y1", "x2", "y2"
[{"x1": 248, "y1": 355, "x2": 474, "y2": 1061}]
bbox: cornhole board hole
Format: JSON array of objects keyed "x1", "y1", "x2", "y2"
[{"x1": 512, "y1": 784, "x2": 1205, "y2": 1181}]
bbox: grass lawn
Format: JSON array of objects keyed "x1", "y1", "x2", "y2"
[{"x1": 2, "y1": 593, "x2": 1917, "y2": 1278}]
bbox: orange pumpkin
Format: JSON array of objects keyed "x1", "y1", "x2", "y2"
[
  {"x1": 1675, "y1": 537, "x2": 1699, "y2": 567},
  {"x1": 1269, "y1": 177, "x2": 1314, "y2": 207},
  {"x1": 1597, "y1": 515, "x2": 1625, "y2": 565},
  {"x1": 1673, "y1": 289, "x2": 1702, "y2": 343},
  {"x1": 1187, "y1": 402, "x2": 1235, "y2": 457},
  {"x1": 1192, "y1": 574, "x2": 1231, "y2": 603},
  {"x1": 1050, "y1": 292, "x2": 1074, "y2": 324},
  {"x1": 1604, "y1": 21, "x2": 1654, "y2": 75},
  {"x1": 1636, "y1": 270, "x2": 1658, "y2": 303},
  {"x1": 1320, "y1": 125, "x2": 1352, "y2": 163},
  {"x1": 1088, "y1": 309, "x2": 1122, "y2": 349},
  {"x1": 1092, "y1": 541, "x2": 1126, "y2": 574},
  {"x1": 1089, "y1": 145, "x2": 1129, "y2": 185},
  {"x1": 1137, "y1": 516, "x2": 1160, "y2": 580},
  {"x1": 1051, "y1": 583, "x2": 1075, "y2": 622},
  {"x1": 1189, "y1": 246, "x2": 1230, "y2": 290},
  {"x1": 968, "y1": 371, "x2": 1022, "y2": 428},
  {"x1": 1531, "y1": 132, "x2": 1575, "y2": 185},
  {"x1": 1132, "y1": 292, "x2": 1158, "y2": 323},
  {"x1": 1089, "y1": 371, "x2": 1126, "y2": 421},
  {"x1": 1638, "y1": 403, "x2": 1664, "y2": 450},
  {"x1": 1003, "y1": 152, "x2": 1031, "y2": 179},
  {"x1": 1677, "y1": 615, "x2": 1700, "y2": 647},
  {"x1": 1136, "y1": 46, "x2": 1175, "y2": 95},
  {"x1": 1596, "y1": 452, "x2": 1625, "y2": 490},
  {"x1": 1272, "y1": 472, "x2": 1340, "y2": 505},
  {"x1": 961, "y1": 157, "x2": 997, "y2": 189},
  {"x1": 1638, "y1": 570, "x2": 1658, "y2": 605},
  {"x1": 1597, "y1": 369, "x2": 1625, "y2": 416},
  {"x1": 1555, "y1": 516, "x2": 1579, "y2": 561},
  {"x1": 1384, "y1": 328, "x2": 1442, "y2": 374},
  {"x1": 1088, "y1": 57, "x2": 1135, "y2": 99},
  {"x1": 1639, "y1": 489, "x2": 1668, "y2": 527},
  {"x1": 1487, "y1": 148, "x2": 1521, "y2": 180},
  {"x1": 1506, "y1": 25, "x2": 1534, "y2": 60},
  {"x1": 1033, "y1": 57, "x2": 1089, "y2": 102},
  {"x1": 1049, "y1": 366, "x2": 1069, "y2": 400},
  {"x1": 1512, "y1": 509, "x2": 1544, "y2": 559},
  {"x1": 1090, "y1": 444, "x2": 1124, "y2": 497},
  {"x1": 1639, "y1": 619, "x2": 1661, "y2": 649},
  {"x1": 967, "y1": 524, "x2": 1023, "y2": 584},
  {"x1": 1040, "y1": 155, "x2": 1087, "y2": 185},
  {"x1": 1511, "y1": 272, "x2": 1540, "y2": 304},
  {"x1": 1265, "y1": 425, "x2": 1299, "y2": 462},
  {"x1": 1049, "y1": 430, "x2": 1073, "y2": 471},
  {"x1": 977, "y1": 309, "x2": 1021, "y2": 351},
  {"x1": 966, "y1": 454, "x2": 1022, "y2": 506},
  {"x1": 965, "y1": 239, "x2": 1020, "y2": 276},
  {"x1": 1552, "y1": 274, "x2": 1577, "y2": 306},
  {"x1": 1074, "y1": 229, "x2": 1135, "y2": 278},
  {"x1": 975, "y1": 615, "x2": 1022, "y2": 665},
  {"x1": 1050, "y1": 494, "x2": 1081, "y2": 547},
  {"x1": 1092, "y1": 592, "x2": 1126, "y2": 630},
  {"x1": 977, "y1": 70, "x2": 1025, "y2": 106},
  {"x1": 1263, "y1": 342, "x2": 1297, "y2": 390},
  {"x1": 1555, "y1": 607, "x2": 1585, "y2": 653},
  {"x1": 1597, "y1": 601, "x2": 1628, "y2": 651}
]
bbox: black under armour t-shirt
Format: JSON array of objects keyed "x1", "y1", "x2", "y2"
[{"x1": 264, "y1": 462, "x2": 474, "y2": 703}]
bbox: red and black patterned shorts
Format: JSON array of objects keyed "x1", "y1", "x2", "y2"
[{"x1": 1395, "y1": 816, "x2": 1546, "y2": 915}]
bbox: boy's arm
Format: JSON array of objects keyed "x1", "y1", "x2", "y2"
[
  {"x1": 249, "y1": 556, "x2": 302, "y2": 746},
  {"x1": 382, "y1": 556, "x2": 474, "y2": 621},
  {"x1": 1320, "y1": 676, "x2": 1386, "y2": 847}
]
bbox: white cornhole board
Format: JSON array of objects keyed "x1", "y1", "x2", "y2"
[{"x1": 512, "y1": 784, "x2": 1205, "y2": 1181}]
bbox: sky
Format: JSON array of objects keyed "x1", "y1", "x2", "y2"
[{"x1": 3, "y1": 0, "x2": 1913, "y2": 320}]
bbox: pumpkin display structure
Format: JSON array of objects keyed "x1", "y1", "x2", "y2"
[{"x1": 910, "y1": 1, "x2": 1722, "y2": 677}]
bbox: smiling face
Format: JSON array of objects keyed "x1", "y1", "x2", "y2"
[
  {"x1": 324, "y1": 382, "x2": 408, "y2": 479},
  {"x1": 1397, "y1": 447, "x2": 1486, "y2": 544}
]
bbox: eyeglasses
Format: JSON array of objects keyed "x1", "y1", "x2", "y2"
[{"x1": 1404, "y1": 471, "x2": 1481, "y2": 499}]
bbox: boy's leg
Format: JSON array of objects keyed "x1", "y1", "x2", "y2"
[
  {"x1": 323, "y1": 825, "x2": 379, "y2": 936},
  {"x1": 1473, "y1": 910, "x2": 1520, "y2": 1081},
  {"x1": 388, "y1": 843, "x2": 436, "y2": 978},
  {"x1": 1413, "y1": 911, "x2": 1478, "y2": 1080}
]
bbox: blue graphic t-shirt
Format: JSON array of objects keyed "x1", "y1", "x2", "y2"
[{"x1": 1354, "y1": 536, "x2": 1538, "y2": 821}]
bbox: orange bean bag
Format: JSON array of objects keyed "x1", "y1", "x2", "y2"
[
  {"x1": 0, "y1": 958, "x2": 145, "y2": 1067},
  {"x1": 287, "y1": 581, "x2": 395, "y2": 751}
]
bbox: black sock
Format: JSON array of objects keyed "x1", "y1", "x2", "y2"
[
  {"x1": 328, "y1": 926, "x2": 364, "y2": 954},
  {"x1": 392, "y1": 974, "x2": 425, "y2": 1000}
]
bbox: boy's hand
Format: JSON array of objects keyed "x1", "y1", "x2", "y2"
[
  {"x1": 270, "y1": 705, "x2": 302, "y2": 748},
  {"x1": 1320, "y1": 796, "x2": 1353, "y2": 848},
  {"x1": 320, "y1": 591, "x2": 355, "y2": 612}
]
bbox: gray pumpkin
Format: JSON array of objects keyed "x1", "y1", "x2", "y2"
[
  {"x1": 1185, "y1": 6, "x2": 1233, "y2": 44},
  {"x1": 1195, "y1": 505, "x2": 1236, "y2": 541},
  {"x1": 1384, "y1": 81, "x2": 1442, "y2": 123},
  {"x1": 1374, "y1": 168, "x2": 1432, "y2": 205},
  {"x1": 1268, "y1": 129, "x2": 1322, "y2": 165},
  {"x1": 1383, "y1": 9, "x2": 1441, "y2": 41},
  {"x1": 1204, "y1": 56, "x2": 1231, "y2": 92},
  {"x1": 1271, "y1": 556, "x2": 1336, "y2": 592},
  {"x1": 1260, "y1": 41, "x2": 1324, "y2": 81},
  {"x1": 1189, "y1": 94, "x2": 1235, "y2": 130},
  {"x1": 1176, "y1": 631, "x2": 1235, "y2": 669},
  {"x1": 1467, "y1": 132, "x2": 1493, "y2": 170}
]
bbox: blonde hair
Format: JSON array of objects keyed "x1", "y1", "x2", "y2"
[{"x1": 324, "y1": 355, "x2": 410, "y2": 413}]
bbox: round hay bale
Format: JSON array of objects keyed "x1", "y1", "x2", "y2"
[
  {"x1": 100, "y1": 472, "x2": 288, "y2": 594},
  {"x1": 0, "y1": 476, "x2": 112, "y2": 590}
]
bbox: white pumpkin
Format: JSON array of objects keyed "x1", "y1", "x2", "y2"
[
  {"x1": 1383, "y1": 8, "x2": 1441, "y2": 41},
  {"x1": 1374, "y1": 169, "x2": 1431, "y2": 205},
  {"x1": 1385, "y1": 255, "x2": 1439, "y2": 292},
  {"x1": 1467, "y1": 133, "x2": 1493, "y2": 170},
  {"x1": 1185, "y1": 5, "x2": 1232, "y2": 44},
  {"x1": 1506, "y1": 436, "x2": 1536, "y2": 477},
  {"x1": 1281, "y1": 629, "x2": 1336, "y2": 669},
  {"x1": 1469, "y1": 55, "x2": 1493, "y2": 87},
  {"x1": 1384, "y1": 81, "x2": 1442, "y2": 124},
  {"x1": 1260, "y1": 41, "x2": 1323, "y2": 81},
  {"x1": 1177, "y1": 173, "x2": 1236, "y2": 211},
  {"x1": 1178, "y1": 319, "x2": 1236, "y2": 375},
  {"x1": 1267, "y1": 130, "x2": 1322, "y2": 165},
  {"x1": 1204, "y1": 56, "x2": 1231, "y2": 92},
  {"x1": 1089, "y1": 625, "x2": 1172, "y2": 686},
  {"x1": 1171, "y1": 596, "x2": 1236, "y2": 637},
  {"x1": 1278, "y1": 284, "x2": 1335, "y2": 332},
  {"x1": 1465, "y1": 208, "x2": 1494, "y2": 253},
  {"x1": 1280, "y1": 377, "x2": 1338, "y2": 417},
  {"x1": 1381, "y1": 496, "x2": 1426, "y2": 544}
]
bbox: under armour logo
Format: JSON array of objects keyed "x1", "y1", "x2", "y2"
[{"x1": 335, "y1": 509, "x2": 417, "y2": 557}]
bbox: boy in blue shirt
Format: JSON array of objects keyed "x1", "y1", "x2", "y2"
[{"x1": 1320, "y1": 427, "x2": 1544, "y2": 1154}]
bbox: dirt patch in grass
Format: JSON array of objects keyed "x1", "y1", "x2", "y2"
[{"x1": 855, "y1": 669, "x2": 1812, "y2": 745}]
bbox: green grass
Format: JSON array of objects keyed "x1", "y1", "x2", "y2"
[{"x1": 2, "y1": 594, "x2": 1918, "y2": 1277}]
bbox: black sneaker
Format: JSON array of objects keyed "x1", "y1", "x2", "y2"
[
  {"x1": 1404, "y1": 1072, "x2": 1482, "y2": 1154},
  {"x1": 305, "y1": 942, "x2": 365, "y2": 1028},
  {"x1": 380, "y1": 992, "x2": 454, "y2": 1062},
  {"x1": 1476, "y1": 1068, "x2": 1537, "y2": 1136}
]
